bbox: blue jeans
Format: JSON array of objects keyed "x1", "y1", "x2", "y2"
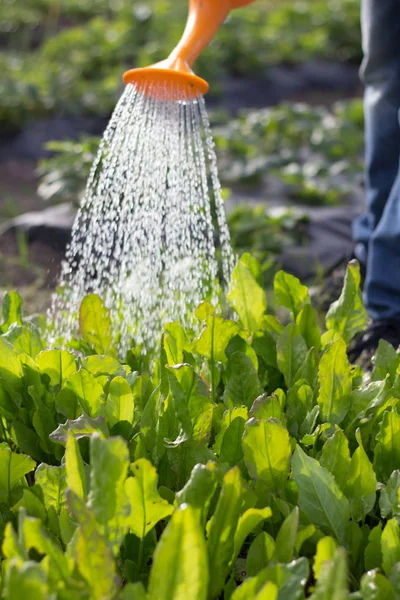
[{"x1": 353, "y1": 0, "x2": 400, "y2": 321}]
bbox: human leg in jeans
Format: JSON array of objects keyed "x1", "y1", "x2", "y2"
[{"x1": 350, "y1": 0, "x2": 400, "y2": 359}]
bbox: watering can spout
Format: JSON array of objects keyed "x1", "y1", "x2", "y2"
[{"x1": 123, "y1": 0, "x2": 258, "y2": 99}]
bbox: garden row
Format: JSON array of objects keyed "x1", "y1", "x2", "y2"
[
  {"x1": 39, "y1": 100, "x2": 365, "y2": 204},
  {"x1": 1, "y1": 0, "x2": 361, "y2": 132},
  {"x1": 34, "y1": 100, "x2": 364, "y2": 289},
  {"x1": 1, "y1": 255, "x2": 400, "y2": 598}
]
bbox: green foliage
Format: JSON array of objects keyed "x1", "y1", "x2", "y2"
[
  {"x1": 227, "y1": 204, "x2": 309, "y2": 289},
  {"x1": 207, "y1": 467, "x2": 244, "y2": 598},
  {"x1": 274, "y1": 270, "x2": 310, "y2": 320},
  {"x1": 37, "y1": 137, "x2": 102, "y2": 206},
  {"x1": 228, "y1": 253, "x2": 267, "y2": 333},
  {"x1": 317, "y1": 338, "x2": 352, "y2": 425},
  {"x1": 310, "y1": 546, "x2": 349, "y2": 599},
  {"x1": 37, "y1": 99, "x2": 364, "y2": 213},
  {"x1": 214, "y1": 100, "x2": 364, "y2": 199},
  {"x1": 2, "y1": 0, "x2": 361, "y2": 131},
  {"x1": 242, "y1": 419, "x2": 291, "y2": 493},
  {"x1": 125, "y1": 458, "x2": 173, "y2": 540},
  {"x1": 276, "y1": 323, "x2": 308, "y2": 388},
  {"x1": 1, "y1": 256, "x2": 400, "y2": 598},
  {"x1": 374, "y1": 411, "x2": 400, "y2": 484},
  {"x1": 344, "y1": 429, "x2": 377, "y2": 523},
  {"x1": 326, "y1": 260, "x2": 369, "y2": 343},
  {"x1": 79, "y1": 293, "x2": 115, "y2": 356},
  {"x1": 147, "y1": 505, "x2": 209, "y2": 600},
  {"x1": 292, "y1": 445, "x2": 350, "y2": 545}
]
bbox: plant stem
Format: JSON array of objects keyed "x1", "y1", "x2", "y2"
[
  {"x1": 210, "y1": 316, "x2": 216, "y2": 404},
  {"x1": 138, "y1": 537, "x2": 144, "y2": 573},
  {"x1": 0, "y1": 418, "x2": 9, "y2": 446},
  {"x1": 349, "y1": 571, "x2": 359, "y2": 591}
]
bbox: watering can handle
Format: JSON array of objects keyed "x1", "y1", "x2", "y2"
[{"x1": 169, "y1": 0, "x2": 258, "y2": 69}]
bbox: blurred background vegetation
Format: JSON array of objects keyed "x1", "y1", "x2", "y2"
[{"x1": 1, "y1": 0, "x2": 361, "y2": 132}]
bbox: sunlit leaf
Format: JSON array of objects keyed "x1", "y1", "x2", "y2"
[
  {"x1": 249, "y1": 393, "x2": 283, "y2": 422},
  {"x1": 79, "y1": 293, "x2": 114, "y2": 355},
  {"x1": 3, "y1": 560, "x2": 49, "y2": 599},
  {"x1": 275, "y1": 506, "x2": 299, "y2": 563},
  {"x1": 148, "y1": 505, "x2": 208, "y2": 600},
  {"x1": 276, "y1": 324, "x2": 308, "y2": 388},
  {"x1": 207, "y1": 467, "x2": 243, "y2": 599},
  {"x1": 309, "y1": 547, "x2": 348, "y2": 599},
  {"x1": 317, "y1": 339, "x2": 351, "y2": 425},
  {"x1": 192, "y1": 315, "x2": 240, "y2": 363},
  {"x1": 214, "y1": 407, "x2": 248, "y2": 455},
  {"x1": 1, "y1": 291, "x2": 23, "y2": 333},
  {"x1": 242, "y1": 418, "x2": 291, "y2": 493},
  {"x1": 0, "y1": 446, "x2": 35, "y2": 506},
  {"x1": 125, "y1": 458, "x2": 173, "y2": 539},
  {"x1": 64, "y1": 369, "x2": 104, "y2": 417},
  {"x1": 67, "y1": 490, "x2": 118, "y2": 597},
  {"x1": 296, "y1": 304, "x2": 321, "y2": 350},
  {"x1": 167, "y1": 364, "x2": 214, "y2": 445},
  {"x1": 88, "y1": 434, "x2": 130, "y2": 554},
  {"x1": 0, "y1": 338, "x2": 24, "y2": 391},
  {"x1": 246, "y1": 531, "x2": 275, "y2": 576},
  {"x1": 274, "y1": 270, "x2": 310, "y2": 319},
  {"x1": 82, "y1": 355, "x2": 124, "y2": 376},
  {"x1": 65, "y1": 433, "x2": 86, "y2": 499},
  {"x1": 105, "y1": 376, "x2": 134, "y2": 427},
  {"x1": 3, "y1": 324, "x2": 43, "y2": 358},
  {"x1": 227, "y1": 254, "x2": 267, "y2": 332},
  {"x1": 313, "y1": 537, "x2": 337, "y2": 580},
  {"x1": 36, "y1": 349, "x2": 76, "y2": 389},
  {"x1": 320, "y1": 429, "x2": 351, "y2": 493},
  {"x1": 344, "y1": 429, "x2": 377, "y2": 522},
  {"x1": 325, "y1": 260, "x2": 368, "y2": 344},
  {"x1": 232, "y1": 507, "x2": 272, "y2": 565},
  {"x1": 164, "y1": 321, "x2": 191, "y2": 366},
  {"x1": 374, "y1": 411, "x2": 400, "y2": 483},
  {"x1": 372, "y1": 339, "x2": 399, "y2": 383},
  {"x1": 176, "y1": 462, "x2": 218, "y2": 528},
  {"x1": 381, "y1": 518, "x2": 400, "y2": 576}
]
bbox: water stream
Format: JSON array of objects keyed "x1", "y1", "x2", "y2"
[{"x1": 49, "y1": 82, "x2": 234, "y2": 355}]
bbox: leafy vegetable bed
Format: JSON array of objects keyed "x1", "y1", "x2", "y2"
[
  {"x1": 214, "y1": 100, "x2": 364, "y2": 201},
  {"x1": 0, "y1": 255, "x2": 399, "y2": 598}
]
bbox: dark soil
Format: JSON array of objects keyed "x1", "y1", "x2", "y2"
[
  {"x1": 0, "y1": 161, "x2": 42, "y2": 225},
  {"x1": 0, "y1": 229, "x2": 64, "y2": 314}
]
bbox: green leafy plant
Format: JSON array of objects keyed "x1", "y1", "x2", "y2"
[
  {"x1": 227, "y1": 204, "x2": 309, "y2": 288},
  {"x1": 0, "y1": 256, "x2": 399, "y2": 598},
  {"x1": 214, "y1": 100, "x2": 365, "y2": 202}
]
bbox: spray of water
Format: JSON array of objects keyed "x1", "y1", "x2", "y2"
[{"x1": 48, "y1": 82, "x2": 235, "y2": 355}]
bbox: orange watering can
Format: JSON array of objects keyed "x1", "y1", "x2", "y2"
[{"x1": 123, "y1": 0, "x2": 258, "y2": 99}]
